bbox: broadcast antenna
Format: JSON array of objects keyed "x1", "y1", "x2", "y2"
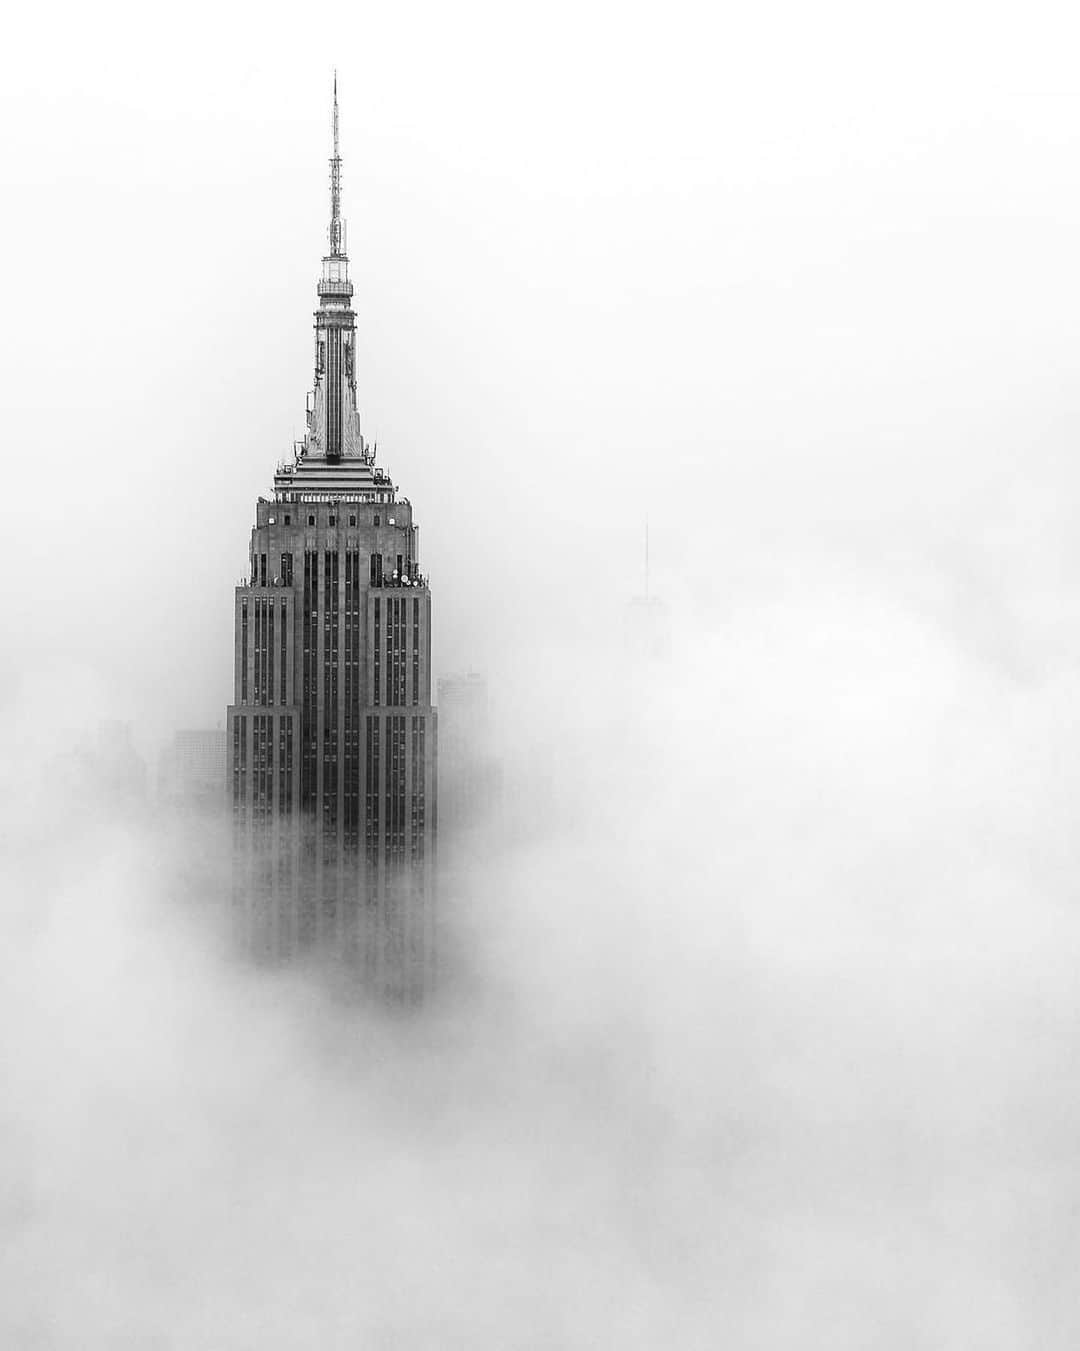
[{"x1": 329, "y1": 70, "x2": 343, "y2": 256}]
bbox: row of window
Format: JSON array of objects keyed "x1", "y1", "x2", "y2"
[
  {"x1": 240, "y1": 590, "x2": 424, "y2": 708},
  {"x1": 252, "y1": 551, "x2": 416, "y2": 588},
  {"x1": 269, "y1": 513, "x2": 391, "y2": 528},
  {"x1": 239, "y1": 598, "x2": 288, "y2": 707},
  {"x1": 231, "y1": 713, "x2": 294, "y2": 823},
  {"x1": 232, "y1": 708, "x2": 428, "y2": 864}
]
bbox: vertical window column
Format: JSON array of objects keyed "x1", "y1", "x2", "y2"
[
  {"x1": 365, "y1": 714, "x2": 381, "y2": 867},
  {"x1": 326, "y1": 328, "x2": 342, "y2": 457},
  {"x1": 323, "y1": 549, "x2": 340, "y2": 844},
  {"x1": 236, "y1": 715, "x2": 248, "y2": 817},
  {"x1": 410, "y1": 714, "x2": 426, "y2": 862},
  {"x1": 301, "y1": 551, "x2": 319, "y2": 814},
  {"x1": 384, "y1": 715, "x2": 406, "y2": 866},
  {"x1": 411, "y1": 598, "x2": 420, "y2": 706},
  {"x1": 279, "y1": 600, "x2": 287, "y2": 705},
  {"x1": 372, "y1": 598, "x2": 381, "y2": 706},
  {"x1": 278, "y1": 714, "x2": 294, "y2": 817},
  {"x1": 343, "y1": 551, "x2": 360, "y2": 854},
  {"x1": 241, "y1": 600, "x2": 249, "y2": 704},
  {"x1": 232, "y1": 714, "x2": 242, "y2": 810}
]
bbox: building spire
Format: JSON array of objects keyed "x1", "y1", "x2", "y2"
[{"x1": 329, "y1": 70, "x2": 344, "y2": 257}]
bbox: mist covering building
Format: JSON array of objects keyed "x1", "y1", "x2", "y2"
[
  {"x1": 158, "y1": 728, "x2": 227, "y2": 814},
  {"x1": 227, "y1": 84, "x2": 437, "y2": 993},
  {"x1": 437, "y1": 674, "x2": 501, "y2": 851}
]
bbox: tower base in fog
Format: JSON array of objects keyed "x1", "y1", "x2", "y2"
[
  {"x1": 232, "y1": 831, "x2": 435, "y2": 1002},
  {"x1": 225, "y1": 84, "x2": 438, "y2": 1002}
]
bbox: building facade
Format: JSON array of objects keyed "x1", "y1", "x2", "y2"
[{"x1": 227, "y1": 86, "x2": 437, "y2": 993}]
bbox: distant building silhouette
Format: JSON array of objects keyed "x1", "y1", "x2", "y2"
[
  {"x1": 437, "y1": 674, "x2": 501, "y2": 851},
  {"x1": 626, "y1": 594, "x2": 671, "y2": 661},
  {"x1": 158, "y1": 729, "x2": 227, "y2": 815},
  {"x1": 52, "y1": 721, "x2": 148, "y2": 815},
  {"x1": 97, "y1": 721, "x2": 148, "y2": 802},
  {"x1": 626, "y1": 521, "x2": 671, "y2": 660},
  {"x1": 226, "y1": 83, "x2": 437, "y2": 996}
]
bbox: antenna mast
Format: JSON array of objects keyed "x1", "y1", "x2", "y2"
[{"x1": 329, "y1": 70, "x2": 343, "y2": 256}]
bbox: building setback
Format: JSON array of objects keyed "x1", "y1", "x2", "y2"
[{"x1": 227, "y1": 83, "x2": 437, "y2": 994}]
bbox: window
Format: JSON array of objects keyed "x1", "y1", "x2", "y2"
[
  {"x1": 280, "y1": 600, "x2": 288, "y2": 704},
  {"x1": 412, "y1": 598, "x2": 420, "y2": 706},
  {"x1": 308, "y1": 514, "x2": 315, "y2": 526},
  {"x1": 329, "y1": 515, "x2": 336, "y2": 526},
  {"x1": 349, "y1": 515, "x2": 356, "y2": 527},
  {"x1": 284, "y1": 514, "x2": 291, "y2": 525},
  {"x1": 374, "y1": 514, "x2": 380, "y2": 526},
  {"x1": 373, "y1": 602, "x2": 381, "y2": 706}
]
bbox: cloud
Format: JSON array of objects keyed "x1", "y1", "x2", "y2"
[{"x1": 4, "y1": 570, "x2": 1079, "y2": 1347}]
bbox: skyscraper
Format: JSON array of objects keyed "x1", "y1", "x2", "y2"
[{"x1": 227, "y1": 83, "x2": 437, "y2": 994}]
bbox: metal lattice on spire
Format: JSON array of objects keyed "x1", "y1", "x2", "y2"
[{"x1": 329, "y1": 70, "x2": 343, "y2": 257}]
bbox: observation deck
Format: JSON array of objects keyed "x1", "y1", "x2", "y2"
[
  {"x1": 317, "y1": 278, "x2": 354, "y2": 301},
  {"x1": 273, "y1": 452, "x2": 397, "y2": 504}
]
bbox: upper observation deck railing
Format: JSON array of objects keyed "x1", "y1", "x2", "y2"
[
  {"x1": 237, "y1": 573, "x2": 429, "y2": 591},
  {"x1": 371, "y1": 573, "x2": 428, "y2": 590}
]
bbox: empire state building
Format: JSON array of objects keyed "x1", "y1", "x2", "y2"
[{"x1": 227, "y1": 84, "x2": 437, "y2": 993}]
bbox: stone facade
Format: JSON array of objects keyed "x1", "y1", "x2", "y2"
[{"x1": 226, "y1": 87, "x2": 437, "y2": 996}]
